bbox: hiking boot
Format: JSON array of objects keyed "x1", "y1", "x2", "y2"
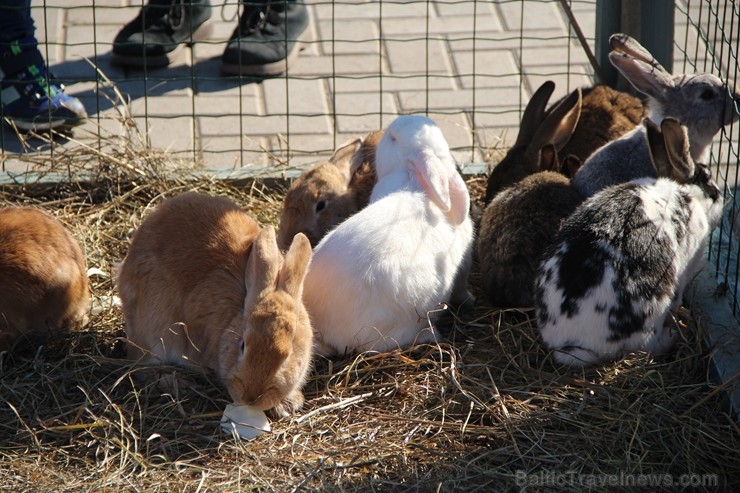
[
  {"x1": 112, "y1": 0, "x2": 213, "y2": 68},
  {"x1": 222, "y1": 0, "x2": 310, "y2": 76},
  {"x1": 0, "y1": 37, "x2": 87, "y2": 132}
]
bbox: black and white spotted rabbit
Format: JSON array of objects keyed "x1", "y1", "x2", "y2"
[{"x1": 534, "y1": 117, "x2": 724, "y2": 366}]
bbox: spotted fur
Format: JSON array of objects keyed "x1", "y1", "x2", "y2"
[{"x1": 534, "y1": 119, "x2": 724, "y2": 366}]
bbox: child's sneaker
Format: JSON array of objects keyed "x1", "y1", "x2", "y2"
[{"x1": 0, "y1": 38, "x2": 87, "y2": 132}]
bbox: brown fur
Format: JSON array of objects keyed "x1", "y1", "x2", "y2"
[
  {"x1": 278, "y1": 130, "x2": 382, "y2": 250},
  {"x1": 118, "y1": 192, "x2": 313, "y2": 416},
  {"x1": 485, "y1": 84, "x2": 645, "y2": 204},
  {"x1": 0, "y1": 207, "x2": 90, "y2": 351},
  {"x1": 477, "y1": 148, "x2": 585, "y2": 308},
  {"x1": 557, "y1": 84, "x2": 646, "y2": 163}
]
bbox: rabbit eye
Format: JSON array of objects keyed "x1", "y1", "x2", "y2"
[
  {"x1": 240, "y1": 340, "x2": 246, "y2": 355},
  {"x1": 700, "y1": 88, "x2": 717, "y2": 101},
  {"x1": 315, "y1": 200, "x2": 327, "y2": 213}
]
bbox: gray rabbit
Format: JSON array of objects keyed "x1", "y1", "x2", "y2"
[{"x1": 572, "y1": 33, "x2": 739, "y2": 198}]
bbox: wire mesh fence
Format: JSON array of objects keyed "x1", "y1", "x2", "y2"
[
  {"x1": 675, "y1": 0, "x2": 740, "y2": 315},
  {"x1": 0, "y1": 0, "x2": 739, "y2": 314}
]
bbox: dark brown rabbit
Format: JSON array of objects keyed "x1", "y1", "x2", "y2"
[
  {"x1": 484, "y1": 81, "x2": 582, "y2": 204},
  {"x1": 0, "y1": 207, "x2": 90, "y2": 351},
  {"x1": 478, "y1": 145, "x2": 584, "y2": 307}
]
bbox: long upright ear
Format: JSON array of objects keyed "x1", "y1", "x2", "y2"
[
  {"x1": 410, "y1": 149, "x2": 469, "y2": 226},
  {"x1": 538, "y1": 143, "x2": 560, "y2": 172},
  {"x1": 277, "y1": 232, "x2": 312, "y2": 299},
  {"x1": 609, "y1": 33, "x2": 667, "y2": 72},
  {"x1": 608, "y1": 53, "x2": 674, "y2": 99},
  {"x1": 246, "y1": 226, "x2": 281, "y2": 300},
  {"x1": 530, "y1": 87, "x2": 582, "y2": 152},
  {"x1": 660, "y1": 117, "x2": 695, "y2": 182},
  {"x1": 329, "y1": 137, "x2": 364, "y2": 184},
  {"x1": 644, "y1": 117, "x2": 672, "y2": 177},
  {"x1": 515, "y1": 81, "x2": 556, "y2": 147}
]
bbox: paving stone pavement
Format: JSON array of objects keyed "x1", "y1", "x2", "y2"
[{"x1": 0, "y1": 0, "x2": 732, "y2": 178}]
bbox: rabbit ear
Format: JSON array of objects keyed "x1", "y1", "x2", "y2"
[
  {"x1": 644, "y1": 118, "x2": 673, "y2": 177},
  {"x1": 609, "y1": 33, "x2": 667, "y2": 72},
  {"x1": 246, "y1": 226, "x2": 282, "y2": 299},
  {"x1": 531, "y1": 87, "x2": 583, "y2": 152},
  {"x1": 515, "y1": 81, "x2": 556, "y2": 147},
  {"x1": 660, "y1": 118, "x2": 695, "y2": 181},
  {"x1": 563, "y1": 155, "x2": 582, "y2": 178},
  {"x1": 410, "y1": 149, "x2": 469, "y2": 225},
  {"x1": 539, "y1": 144, "x2": 560, "y2": 172},
  {"x1": 330, "y1": 137, "x2": 364, "y2": 184},
  {"x1": 609, "y1": 52, "x2": 674, "y2": 99},
  {"x1": 277, "y1": 232, "x2": 312, "y2": 299}
]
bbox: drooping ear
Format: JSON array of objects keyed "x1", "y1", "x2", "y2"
[
  {"x1": 410, "y1": 149, "x2": 469, "y2": 225},
  {"x1": 644, "y1": 117, "x2": 672, "y2": 178},
  {"x1": 410, "y1": 149, "x2": 451, "y2": 213},
  {"x1": 609, "y1": 52, "x2": 674, "y2": 99},
  {"x1": 538, "y1": 143, "x2": 560, "y2": 172},
  {"x1": 660, "y1": 117, "x2": 695, "y2": 182},
  {"x1": 530, "y1": 87, "x2": 582, "y2": 152},
  {"x1": 330, "y1": 137, "x2": 364, "y2": 184},
  {"x1": 246, "y1": 226, "x2": 281, "y2": 299},
  {"x1": 515, "y1": 81, "x2": 556, "y2": 147},
  {"x1": 277, "y1": 232, "x2": 312, "y2": 299}
]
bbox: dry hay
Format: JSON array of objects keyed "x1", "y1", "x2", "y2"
[{"x1": 0, "y1": 123, "x2": 738, "y2": 493}]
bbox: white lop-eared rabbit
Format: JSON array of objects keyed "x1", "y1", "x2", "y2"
[
  {"x1": 0, "y1": 207, "x2": 90, "y2": 351},
  {"x1": 117, "y1": 192, "x2": 313, "y2": 416},
  {"x1": 572, "y1": 33, "x2": 740, "y2": 197},
  {"x1": 534, "y1": 118, "x2": 724, "y2": 367},
  {"x1": 303, "y1": 115, "x2": 475, "y2": 356}
]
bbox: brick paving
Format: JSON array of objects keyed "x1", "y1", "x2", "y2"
[{"x1": 0, "y1": 0, "x2": 731, "y2": 177}]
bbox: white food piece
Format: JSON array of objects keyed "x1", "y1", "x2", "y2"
[{"x1": 220, "y1": 403, "x2": 271, "y2": 440}]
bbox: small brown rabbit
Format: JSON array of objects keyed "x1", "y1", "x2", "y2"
[
  {"x1": 117, "y1": 192, "x2": 313, "y2": 416},
  {"x1": 277, "y1": 130, "x2": 382, "y2": 250},
  {"x1": 484, "y1": 81, "x2": 582, "y2": 204},
  {"x1": 0, "y1": 207, "x2": 90, "y2": 351}
]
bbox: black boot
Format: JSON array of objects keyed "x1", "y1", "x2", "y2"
[
  {"x1": 112, "y1": 0, "x2": 213, "y2": 68},
  {"x1": 222, "y1": 0, "x2": 310, "y2": 76}
]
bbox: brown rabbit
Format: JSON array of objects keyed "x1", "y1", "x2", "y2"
[
  {"x1": 277, "y1": 130, "x2": 382, "y2": 250},
  {"x1": 484, "y1": 82, "x2": 646, "y2": 204},
  {"x1": 484, "y1": 81, "x2": 582, "y2": 204},
  {"x1": 0, "y1": 207, "x2": 90, "y2": 351},
  {"x1": 557, "y1": 84, "x2": 646, "y2": 164},
  {"x1": 117, "y1": 192, "x2": 313, "y2": 416}
]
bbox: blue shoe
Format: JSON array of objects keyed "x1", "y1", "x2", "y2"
[{"x1": 0, "y1": 38, "x2": 87, "y2": 132}]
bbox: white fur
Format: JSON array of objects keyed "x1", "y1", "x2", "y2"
[
  {"x1": 537, "y1": 176, "x2": 722, "y2": 367},
  {"x1": 303, "y1": 115, "x2": 474, "y2": 356}
]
